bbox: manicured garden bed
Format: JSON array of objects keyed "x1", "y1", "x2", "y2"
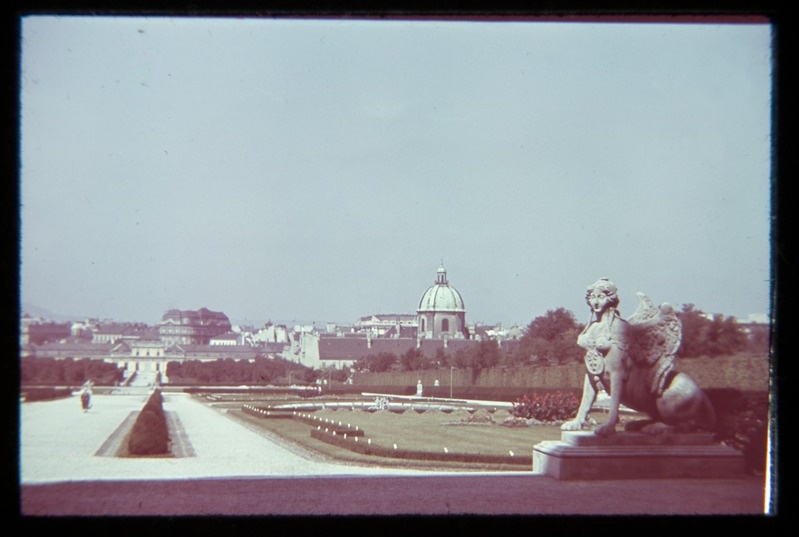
[{"x1": 230, "y1": 386, "x2": 770, "y2": 474}]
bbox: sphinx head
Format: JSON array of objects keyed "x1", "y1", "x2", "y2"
[{"x1": 585, "y1": 277, "x2": 620, "y2": 313}]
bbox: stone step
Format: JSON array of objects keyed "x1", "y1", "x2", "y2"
[{"x1": 562, "y1": 431, "x2": 717, "y2": 447}]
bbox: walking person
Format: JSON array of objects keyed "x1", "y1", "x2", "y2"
[{"x1": 79, "y1": 379, "x2": 93, "y2": 412}]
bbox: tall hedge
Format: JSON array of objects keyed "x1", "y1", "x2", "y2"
[{"x1": 127, "y1": 389, "x2": 170, "y2": 456}]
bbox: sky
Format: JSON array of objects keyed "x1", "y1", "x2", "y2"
[{"x1": 19, "y1": 15, "x2": 773, "y2": 328}]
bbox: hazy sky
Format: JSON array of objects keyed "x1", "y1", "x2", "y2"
[{"x1": 19, "y1": 16, "x2": 773, "y2": 327}]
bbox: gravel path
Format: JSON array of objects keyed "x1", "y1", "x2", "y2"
[{"x1": 20, "y1": 392, "x2": 446, "y2": 484}]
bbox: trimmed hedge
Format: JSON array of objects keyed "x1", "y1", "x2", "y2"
[
  {"x1": 316, "y1": 385, "x2": 582, "y2": 402},
  {"x1": 241, "y1": 403, "x2": 524, "y2": 466},
  {"x1": 241, "y1": 405, "x2": 299, "y2": 421},
  {"x1": 128, "y1": 389, "x2": 170, "y2": 456},
  {"x1": 310, "y1": 428, "x2": 527, "y2": 466},
  {"x1": 294, "y1": 414, "x2": 365, "y2": 436},
  {"x1": 23, "y1": 387, "x2": 73, "y2": 402},
  {"x1": 241, "y1": 405, "x2": 366, "y2": 436}
]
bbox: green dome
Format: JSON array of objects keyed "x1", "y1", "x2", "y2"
[{"x1": 417, "y1": 265, "x2": 465, "y2": 313}]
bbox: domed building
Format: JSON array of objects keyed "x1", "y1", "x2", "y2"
[{"x1": 417, "y1": 264, "x2": 469, "y2": 339}]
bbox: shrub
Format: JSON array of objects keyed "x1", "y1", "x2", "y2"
[
  {"x1": 707, "y1": 389, "x2": 770, "y2": 475},
  {"x1": 127, "y1": 389, "x2": 170, "y2": 456},
  {"x1": 511, "y1": 391, "x2": 580, "y2": 422},
  {"x1": 142, "y1": 389, "x2": 164, "y2": 412}
]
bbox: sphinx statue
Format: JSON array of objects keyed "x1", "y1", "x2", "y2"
[{"x1": 561, "y1": 278, "x2": 716, "y2": 436}]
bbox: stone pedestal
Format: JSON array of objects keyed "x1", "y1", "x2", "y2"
[{"x1": 532, "y1": 431, "x2": 745, "y2": 480}]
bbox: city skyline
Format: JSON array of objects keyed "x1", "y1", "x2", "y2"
[{"x1": 20, "y1": 16, "x2": 773, "y2": 328}]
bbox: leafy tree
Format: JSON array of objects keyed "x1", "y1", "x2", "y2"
[
  {"x1": 746, "y1": 323, "x2": 770, "y2": 353},
  {"x1": 331, "y1": 368, "x2": 350, "y2": 383},
  {"x1": 20, "y1": 356, "x2": 123, "y2": 385},
  {"x1": 400, "y1": 347, "x2": 425, "y2": 371},
  {"x1": 528, "y1": 307, "x2": 580, "y2": 341},
  {"x1": 676, "y1": 304, "x2": 707, "y2": 357},
  {"x1": 317, "y1": 366, "x2": 349, "y2": 384},
  {"x1": 84, "y1": 359, "x2": 124, "y2": 385},
  {"x1": 453, "y1": 348, "x2": 471, "y2": 368},
  {"x1": 298, "y1": 366, "x2": 318, "y2": 383},
  {"x1": 62, "y1": 358, "x2": 85, "y2": 384},
  {"x1": 21, "y1": 357, "x2": 61, "y2": 384},
  {"x1": 472, "y1": 339, "x2": 501, "y2": 370},
  {"x1": 356, "y1": 352, "x2": 398, "y2": 373},
  {"x1": 515, "y1": 308, "x2": 583, "y2": 365},
  {"x1": 433, "y1": 348, "x2": 449, "y2": 368},
  {"x1": 720, "y1": 316, "x2": 749, "y2": 354},
  {"x1": 164, "y1": 357, "x2": 313, "y2": 385},
  {"x1": 676, "y1": 305, "x2": 749, "y2": 358},
  {"x1": 466, "y1": 339, "x2": 503, "y2": 382}
]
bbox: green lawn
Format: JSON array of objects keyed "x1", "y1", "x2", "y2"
[{"x1": 208, "y1": 394, "x2": 624, "y2": 471}]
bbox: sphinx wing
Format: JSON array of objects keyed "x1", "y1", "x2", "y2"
[{"x1": 626, "y1": 293, "x2": 682, "y2": 396}]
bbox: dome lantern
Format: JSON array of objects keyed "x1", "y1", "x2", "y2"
[{"x1": 436, "y1": 264, "x2": 448, "y2": 285}]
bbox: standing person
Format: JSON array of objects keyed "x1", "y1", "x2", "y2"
[
  {"x1": 80, "y1": 389, "x2": 91, "y2": 412},
  {"x1": 80, "y1": 379, "x2": 93, "y2": 412}
]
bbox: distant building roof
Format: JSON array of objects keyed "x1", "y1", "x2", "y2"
[
  {"x1": 358, "y1": 314, "x2": 417, "y2": 323},
  {"x1": 381, "y1": 325, "x2": 418, "y2": 338},
  {"x1": 165, "y1": 343, "x2": 286, "y2": 358},
  {"x1": 211, "y1": 332, "x2": 240, "y2": 341},
  {"x1": 33, "y1": 342, "x2": 115, "y2": 352},
  {"x1": 367, "y1": 338, "x2": 416, "y2": 356},
  {"x1": 320, "y1": 332, "x2": 368, "y2": 339},
  {"x1": 161, "y1": 307, "x2": 231, "y2": 325},
  {"x1": 30, "y1": 342, "x2": 114, "y2": 358},
  {"x1": 442, "y1": 339, "x2": 477, "y2": 354},
  {"x1": 317, "y1": 338, "x2": 371, "y2": 360}
]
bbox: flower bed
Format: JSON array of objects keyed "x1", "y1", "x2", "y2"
[{"x1": 510, "y1": 391, "x2": 580, "y2": 422}]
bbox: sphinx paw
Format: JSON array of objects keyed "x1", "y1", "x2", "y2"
[
  {"x1": 641, "y1": 422, "x2": 674, "y2": 435},
  {"x1": 595, "y1": 423, "x2": 617, "y2": 436},
  {"x1": 624, "y1": 419, "x2": 655, "y2": 432},
  {"x1": 561, "y1": 419, "x2": 583, "y2": 431}
]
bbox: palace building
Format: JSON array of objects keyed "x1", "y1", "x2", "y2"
[{"x1": 158, "y1": 307, "x2": 232, "y2": 346}]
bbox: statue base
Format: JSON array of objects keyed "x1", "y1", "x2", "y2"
[{"x1": 532, "y1": 431, "x2": 745, "y2": 480}]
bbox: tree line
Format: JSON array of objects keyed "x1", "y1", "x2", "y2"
[
  {"x1": 20, "y1": 356, "x2": 316, "y2": 386},
  {"x1": 355, "y1": 305, "x2": 769, "y2": 373},
  {"x1": 165, "y1": 356, "x2": 316, "y2": 385},
  {"x1": 20, "y1": 305, "x2": 768, "y2": 385},
  {"x1": 21, "y1": 356, "x2": 125, "y2": 385}
]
